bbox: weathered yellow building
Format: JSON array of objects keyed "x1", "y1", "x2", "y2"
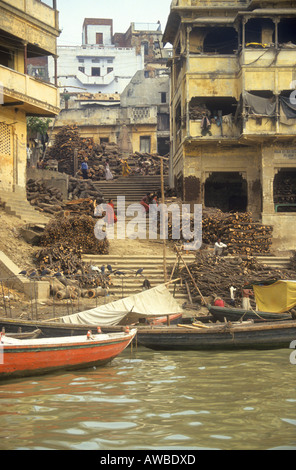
[
  {"x1": 164, "y1": 0, "x2": 296, "y2": 250},
  {"x1": 0, "y1": 0, "x2": 60, "y2": 195}
]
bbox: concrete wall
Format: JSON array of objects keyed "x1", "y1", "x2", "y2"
[{"x1": 0, "y1": 251, "x2": 50, "y2": 301}]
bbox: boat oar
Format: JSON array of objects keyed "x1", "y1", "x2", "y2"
[{"x1": 177, "y1": 323, "x2": 210, "y2": 330}]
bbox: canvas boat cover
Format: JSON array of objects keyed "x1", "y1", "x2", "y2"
[
  {"x1": 58, "y1": 284, "x2": 183, "y2": 326},
  {"x1": 253, "y1": 280, "x2": 296, "y2": 314}
]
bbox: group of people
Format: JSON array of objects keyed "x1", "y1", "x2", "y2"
[{"x1": 81, "y1": 159, "x2": 114, "y2": 181}]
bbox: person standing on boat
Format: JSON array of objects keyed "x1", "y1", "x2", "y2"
[
  {"x1": 229, "y1": 286, "x2": 237, "y2": 306},
  {"x1": 242, "y1": 288, "x2": 253, "y2": 310}
]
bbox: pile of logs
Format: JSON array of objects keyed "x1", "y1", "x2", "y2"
[
  {"x1": 274, "y1": 174, "x2": 296, "y2": 205},
  {"x1": 40, "y1": 214, "x2": 109, "y2": 256},
  {"x1": 26, "y1": 179, "x2": 64, "y2": 215},
  {"x1": 180, "y1": 251, "x2": 294, "y2": 305},
  {"x1": 34, "y1": 244, "x2": 111, "y2": 298},
  {"x1": 47, "y1": 125, "x2": 169, "y2": 180},
  {"x1": 33, "y1": 214, "x2": 110, "y2": 296},
  {"x1": 26, "y1": 177, "x2": 104, "y2": 216},
  {"x1": 167, "y1": 209, "x2": 273, "y2": 255},
  {"x1": 202, "y1": 210, "x2": 273, "y2": 255}
]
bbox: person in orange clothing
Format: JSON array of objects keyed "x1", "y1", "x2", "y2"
[{"x1": 214, "y1": 297, "x2": 225, "y2": 307}]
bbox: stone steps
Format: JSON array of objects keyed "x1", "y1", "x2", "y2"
[
  {"x1": 82, "y1": 253, "x2": 196, "y2": 302},
  {"x1": 0, "y1": 190, "x2": 49, "y2": 225}
]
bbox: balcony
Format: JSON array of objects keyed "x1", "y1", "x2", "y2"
[
  {"x1": 1, "y1": 64, "x2": 60, "y2": 116},
  {"x1": 0, "y1": 0, "x2": 59, "y2": 55},
  {"x1": 2, "y1": 0, "x2": 58, "y2": 29}
]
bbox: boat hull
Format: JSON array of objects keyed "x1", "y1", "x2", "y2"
[
  {"x1": 208, "y1": 305, "x2": 292, "y2": 323},
  {"x1": 0, "y1": 330, "x2": 136, "y2": 379},
  {"x1": 136, "y1": 321, "x2": 296, "y2": 351}
]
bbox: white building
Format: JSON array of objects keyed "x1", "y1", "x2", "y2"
[{"x1": 48, "y1": 19, "x2": 145, "y2": 94}]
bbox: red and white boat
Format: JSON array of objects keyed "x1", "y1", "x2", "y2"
[{"x1": 0, "y1": 328, "x2": 137, "y2": 379}]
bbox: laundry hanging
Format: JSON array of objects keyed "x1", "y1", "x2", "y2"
[{"x1": 244, "y1": 91, "x2": 276, "y2": 116}]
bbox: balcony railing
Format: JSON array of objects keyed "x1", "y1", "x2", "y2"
[{"x1": 1, "y1": 65, "x2": 60, "y2": 115}]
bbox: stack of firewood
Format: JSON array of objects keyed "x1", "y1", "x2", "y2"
[
  {"x1": 274, "y1": 174, "x2": 296, "y2": 205},
  {"x1": 27, "y1": 177, "x2": 104, "y2": 216},
  {"x1": 167, "y1": 209, "x2": 273, "y2": 255},
  {"x1": 40, "y1": 214, "x2": 109, "y2": 256},
  {"x1": 203, "y1": 211, "x2": 273, "y2": 255},
  {"x1": 47, "y1": 125, "x2": 169, "y2": 179},
  {"x1": 26, "y1": 179, "x2": 64, "y2": 214},
  {"x1": 68, "y1": 177, "x2": 103, "y2": 201},
  {"x1": 180, "y1": 251, "x2": 294, "y2": 304}
]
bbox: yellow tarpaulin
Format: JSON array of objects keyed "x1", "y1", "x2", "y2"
[{"x1": 253, "y1": 280, "x2": 296, "y2": 313}]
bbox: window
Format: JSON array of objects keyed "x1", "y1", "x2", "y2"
[
  {"x1": 161, "y1": 92, "x2": 167, "y2": 104},
  {"x1": 92, "y1": 58, "x2": 100, "y2": 63},
  {"x1": 142, "y1": 41, "x2": 149, "y2": 55},
  {"x1": 0, "y1": 123, "x2": 11, "y2": 156},
  {"x1": 96, "y1": 33, "x2": 103, "y2": 45},
  {"x1": 107, "y1": 67, "x2": 113, "y2": 74},
  {"x1": 78, "y1": 66, "x2": 85, "y2": 73},
  {"x1": 92, "y1": 67, "x2": 101, "y2": 76},
  {"x1": 140, "y1": 136, "x2": 151, "y2": 153}
]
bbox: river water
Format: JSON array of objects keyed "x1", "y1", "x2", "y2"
[{"x1": 0, "y1": 346, "x2": 295, "y2": 451}]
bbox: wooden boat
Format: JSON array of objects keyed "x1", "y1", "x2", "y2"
[
  {"x1": 208, "y1": 305, "x2": 293, "y2": 323},
  {"x1": 0, "y1": 328, "x2": 136, "y2": 379},
  {"x1": 136, "y1": 320, "x2": 296, "y2": 351}
]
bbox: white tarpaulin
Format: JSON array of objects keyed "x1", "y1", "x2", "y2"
[{"x1": 58, "y1": 284, "x2": 183, "y2": 326}]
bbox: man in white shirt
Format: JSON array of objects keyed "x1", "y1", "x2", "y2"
[{"x1": 214, "y1": 238, "x2": 227, "y2": 256}]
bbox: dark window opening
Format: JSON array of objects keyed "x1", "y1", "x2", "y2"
[
  {"x1": 205, "y1": 172, "x2": 248, "y2": 212},
  {"x1": 278, "y1": 18, "x2": 296, "y2": 45},
  {"x1": 157, "y1": 137, "x2": 170, "y2": 156},
  {"x1": 91, "y1": 67, "x2": 101, "y2": 77},
  {"x1": 175, "y1": 102, "x2": 182, "y2": 134},
  {"x1": 161, "y1": 92, "x2": 167, "y2": 103},
  {"x1": 158, "y1": 113, "x2": 170, "y2": 132},
  {"x1": 142, "y1": 42, "x2": 149, "y2": 56},
  {"x1": 274, "y1": 169, "x2": 296, "y2": 212},
  {"x1": 96, "y1": 33, "x2": 103, "y2": 45},
  {"x1": 78, "y1": 66, "x2": 85, "y2": 73},
  {"x1": 189, "y1": 97, "x2": 238, "y2": 119},
  {"x1": 204, "y1": 27, "x2": 238, "y2": 54},
  {"x1": 107, "y1": 67, "x2": 113, "y2": 74},
  {"x1": 0, "y1": 46, "x2": 13, "y2": 68},
  {"x1": 245, "y1": 18, "x2": 275, "y2": 46}
]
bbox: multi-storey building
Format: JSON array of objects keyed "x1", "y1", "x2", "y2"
[
  {"x1": 49, "y1": 19, "x2": 145, "y2": 95},
  {"x1": 164, "y1": 0, "x2": 296, "y2": 250},
  {"x1": 0, "y1": 0, "x2": 60, "y2": 195}
]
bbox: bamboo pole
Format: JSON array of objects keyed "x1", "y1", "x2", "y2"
[
  {"x1": 160, "y1": 157, "x2": 167, "y2": 283},
  {"x1": 175, "y1": 245, "x2": 207, "y2": 305}
]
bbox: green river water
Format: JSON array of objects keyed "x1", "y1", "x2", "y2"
[{"x1": 0, "y1": 346, "x2": 295, "y2": 451}]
